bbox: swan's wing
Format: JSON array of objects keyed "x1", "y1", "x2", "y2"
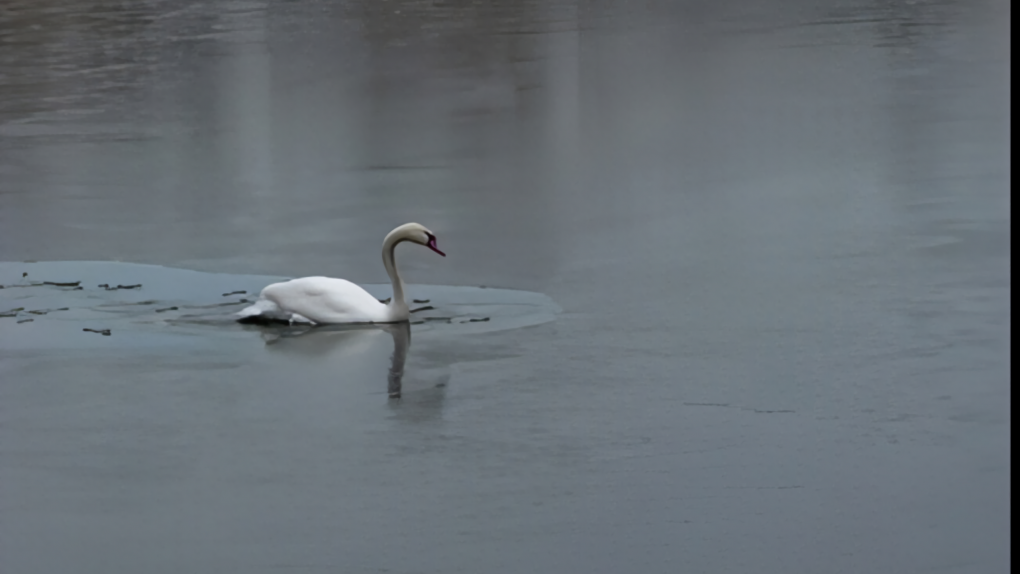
[{"x1": 260, "y1": 277, "x2": 387, "y2": 324}]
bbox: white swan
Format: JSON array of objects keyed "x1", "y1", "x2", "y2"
[{"x1": 237, "y1": 223, "x2": 445, "y2": 324}]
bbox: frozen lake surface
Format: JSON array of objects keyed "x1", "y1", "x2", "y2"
[{"x1": 0, "y1": 0, "x2": 1009, "y2": 572}]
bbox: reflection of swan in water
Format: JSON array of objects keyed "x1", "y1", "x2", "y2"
[
  {"x1": 386, "y1": 323, "x2": 409, "y2": 398},
  {"x1": 261, "y1": 322, "x2": 410, "y2": 398}
]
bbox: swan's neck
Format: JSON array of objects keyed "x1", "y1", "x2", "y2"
[{"x1": 382, "y1": 233, "x2": 408, "y2": 311}]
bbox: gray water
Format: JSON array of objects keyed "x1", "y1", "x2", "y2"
[{"x1": 0, "y1": 1, "x2": 1010, "y2": 573}]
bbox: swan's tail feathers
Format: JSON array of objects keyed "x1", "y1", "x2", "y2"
[
  {"x1": 236, "y1": 298, "x2": 289, "y2": 324},
  {"x1": 237, "y1": 298, "x2": 280, "y2": 318},
  {"x1": 236, "y1": 299, "x2": 316, "y2": 325}
]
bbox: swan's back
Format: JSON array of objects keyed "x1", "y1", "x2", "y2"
[{"x1": 260, "y1": 277, "x2": 391, "y2": 324}]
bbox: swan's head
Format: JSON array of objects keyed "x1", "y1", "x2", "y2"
[{"x1": 389, "y1": 222, "x2": 446, "y2": 257}]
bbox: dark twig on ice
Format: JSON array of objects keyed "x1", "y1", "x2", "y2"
[
  {"x1": 99, "y1": 284, "x2": 142, "y2": 290},
  {"x1": 83, "y1": 328, "x2": 112, "y2": 336},
  {"x1": 0, "y1": 279, "x2": 80, "y2": 289},
  {"x1": 410, "y1": 305, "x2": 434, "y2": 313},
  {"x1": 222, "y1": 290, "x2": 246, "y2": 297},
  {"x1": 25, "y1": 307, "x2": 71, "y2": 315},
  {"x1": 17, "y1": 318, "x2": 33, "y2": 324}
]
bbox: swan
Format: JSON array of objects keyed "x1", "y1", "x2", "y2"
[{"x1": 237, "y1": 223, "x2": 445, "y2": 324}]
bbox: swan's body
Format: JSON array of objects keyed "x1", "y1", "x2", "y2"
[
  {"x1": 250, "y1": 276, "x2": 400, "y2": 324},
  {"x1": 238, "y1": 223, "x2": 445, "y2": 325}
]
